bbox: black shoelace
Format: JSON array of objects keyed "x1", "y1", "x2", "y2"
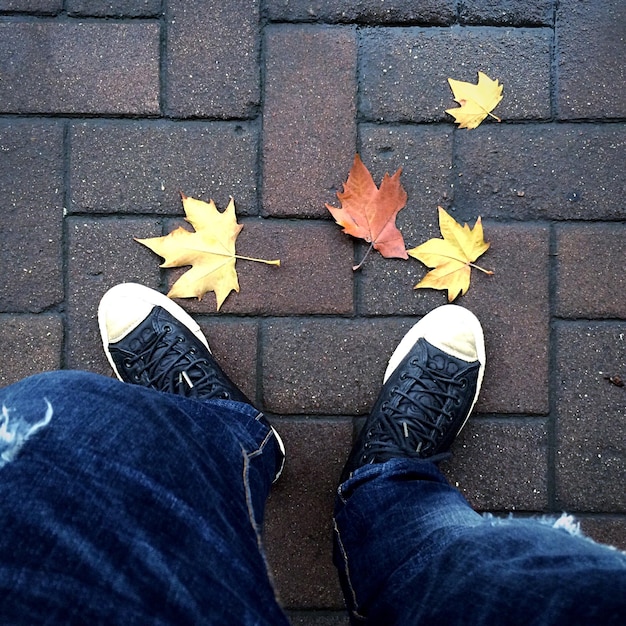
[
  {"x1": 362, "y1": 363, "x2": 467, "y2": 463},
  {"x1": 120, "y1": 326, "x2": 227, "y2": 398}
]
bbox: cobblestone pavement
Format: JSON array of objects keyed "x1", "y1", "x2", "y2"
[{"x1": 0, "y1": 1, "x2": 624, "y2": 623}]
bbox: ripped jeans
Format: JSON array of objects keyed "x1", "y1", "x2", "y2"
[
  {"x1": 2, "y1": 372, "x2": 626, "y2": 625},
  {"x1": 0, "y1": 371, "x2": 290, "y2": 625},
  {"x1": 334, "y1": 460, "x2": 626, "y2": 625}
]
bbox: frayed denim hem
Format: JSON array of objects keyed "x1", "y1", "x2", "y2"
[{"x1": 482, "y1": 512, "x2": 626, "y2": 554}]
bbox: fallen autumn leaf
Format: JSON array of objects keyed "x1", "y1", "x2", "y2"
[
  {"x1": 326, "y1": 154, "x2": 408, "y2": 270},
  {"x1": 446, "y1": 71, "x2": 503, "y2": 129},
  {"x1": 136, "y1": 194, "x2": 280, "y2": 310},
  {"x1": 408, "y1": 206, "x2": 493, "y2": 301}
]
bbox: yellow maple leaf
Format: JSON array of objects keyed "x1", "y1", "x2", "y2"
[
  {"x1": 446, "y1": 71, "x2": 503, "y2": 129},
  {"x1": 136, "y1": 194, "x2": 279, "y2": 310},
  {"x1": 408, "y1": 206, "x2": 493, "y2": 301}
]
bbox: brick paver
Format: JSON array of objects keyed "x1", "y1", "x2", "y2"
[
  {"x1": 557, "y1": 0, "x2": 626, "y2": 119},
  {"x1": 198, "y1": 318, "x2": 260, "y2": 403},
  {"x1": 459, "y1": 0, "x2": 553, "y2": 25},
  {"x1": 0, "y1": 0, "x2": 60, "y2": 12},
  {"x1": 0, "y1": 314, "x2": 62, "y2": 386},
  {"x1": 66, "y1": 217, "x2": 161, "y2": 372},
  {"x1": 265, "y1": 420, "x2": 353, "y2": 609},
  {"x1": 0, "y1": 21, "x2": 159, "y2": 114},
  {"x1": 0, "y1": 121, "x2": 64, "y2": 312},
  {"x1": 263, "y1": 24, "x2": 357, "y2": 216},
  {"x1": 1, "y1": 1, "x2": 625, "y2": 621},
  {"x1": 443, "y1": 418, "x2": 549, "y2": 511},
  {"x1": 556, "y1": 224, "x2": 626, "y2": 318},
  {"x1": 165, "y1": 0, "x2": 261, "y2": 119},
  {"x1": 262, "y1": 318, "x2": 411, "y2": 415},
  {"x1": 454, "y1": 124, "x2": 626, "y2": 220},
  {"x1": 360, "y1": 26, "x2": 551, "y2": 123},
  {"x1": 66, "y1": 0, "x2": 161, "y2": 16},
  {"x1": 267, "y1": 0, "x2": 457, "y2": 24},
  {"x1": 556, "y1": 323, "x2": 626, "y2": 512},
  {"x1": 69, "y1": 121, "x2": 260, "y2": 215}
]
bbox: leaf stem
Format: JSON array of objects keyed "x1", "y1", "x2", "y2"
[
  {"x1": 353, "y1": 242, "x2": 374, "y2": 271},
  {"x1": 469, "y1": 262, "x2": 494, "y2": 275},
  {"x1": 234, "y1": 254, "x2": 281, "y2": 266}
]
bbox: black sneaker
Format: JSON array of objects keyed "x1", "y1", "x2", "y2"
[
  {"x1": 98, "y1": 283, "x2": 285, "y2": 480},
  {"x1": 340, "y1": 305, "x2": 485, "y2": 483}
]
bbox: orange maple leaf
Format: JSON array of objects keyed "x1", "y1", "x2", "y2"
[
  {"x1": 408, "y1": 206, "x2": 493, "y2": 301},
  {"x1": 326, "y1": 154, "x2": 408, "y2": 270}
]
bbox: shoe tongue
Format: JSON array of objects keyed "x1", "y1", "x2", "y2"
[{"x1": 427, "y1": 350, "x2": 464, "y2": 377}]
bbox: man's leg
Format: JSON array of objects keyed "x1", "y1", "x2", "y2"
[
  {"x1": 0, "y1": 284, "x2": 289, "y2": 625},
  {"x1": 334, "y1": 305, "x2": 626, "y2": 625},
  {"x1": 335, "y1": 458, "x2": 626, "y2": 625}
]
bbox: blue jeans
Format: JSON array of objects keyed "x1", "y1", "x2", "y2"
[
  {"x1": 0, "y1": 371, "x2": 290, "y2": 625},
  {"x1": 334, "y1": 460, "x2": 626, "y2": 625},
  {"x1": 1, "y1": 372, "x2": 626, "y2": 625}
]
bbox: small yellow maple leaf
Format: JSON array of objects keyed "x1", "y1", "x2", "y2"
[
  {"x1": 136, "y1": 194, "x2": 279, "y2": 310},
  {"x1": 408, "y1": 206, "x2": 493, "y2": 301},
  {"x1": 446, "y1": 71, "x2": 503, "y2": 129}
]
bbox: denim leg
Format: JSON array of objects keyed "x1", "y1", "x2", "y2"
[
  {"x1": 334, "y1": 458, "x2": 626, "y2": 625},
  {"x1": 0, "y1": 370, "x2": 290, "y2": 626},
  {"x1": 333, "y1": 458, "x2": 483, "y2": 622}
]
